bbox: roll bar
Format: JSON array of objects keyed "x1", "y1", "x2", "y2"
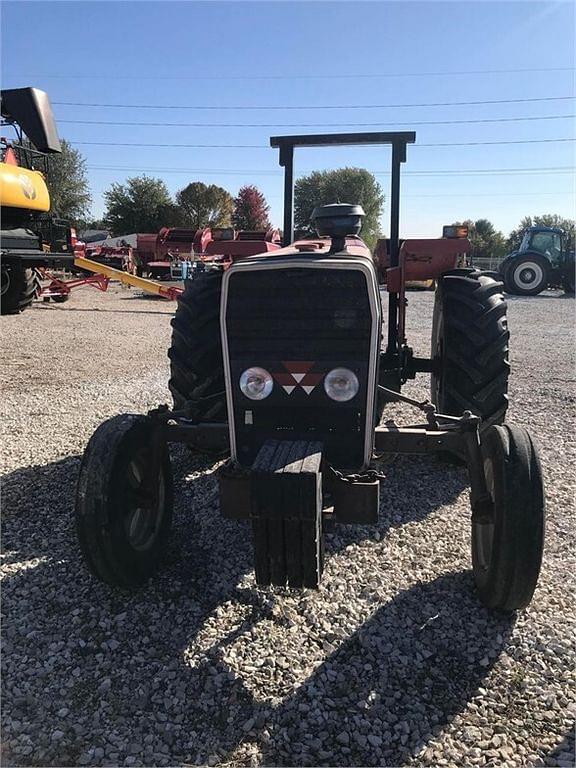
[{"x1": 270, "y1": 132, "x2": 416, "y2": 259}]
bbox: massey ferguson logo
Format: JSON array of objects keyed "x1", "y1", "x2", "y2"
[{"x1": 273, "y1": 361, "x2": 324, "y2": 395}]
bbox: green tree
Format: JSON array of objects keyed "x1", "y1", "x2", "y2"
[
  {"x1": 176, "y1": 182, "x2": 234, "y2": 229},
  {"x1": 103, "y1": 176, "x2": 179, "y2": 235},
  {"x1": 233, "y1": 185, "x2": 271, "y2": 230},
  {"x1": 44, "y1": 139, "x2": 92, "y2": 223},
  {"x1": 507, "y1": 214, "x2": 576, "y2": 252},
  {"x1": 78, "y1": 218, "x2": 108, "y2": 232},
  {"x1": 294, "y1": 167, "x2": 385, "y2": 250},
  {"x1": 452, "y1": 218, "x2": 507, "y2": 262}
]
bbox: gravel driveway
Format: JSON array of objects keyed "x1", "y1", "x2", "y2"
[{"x1": 1, "y1": 285, "x2": 574, "y2": 767}]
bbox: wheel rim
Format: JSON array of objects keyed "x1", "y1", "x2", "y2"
[
  {"x1": 123, "y1": 452, "x2": 165, "y2": 552},
  {"x1": 1, "y1": 268, "x2": 10, "y2": 297},
  {"x1": 513, "y1": 261, "x2": 544, "y2": 290},
  {"x1": 474, "y1": 457, "x2": 495, "y2": 572}
]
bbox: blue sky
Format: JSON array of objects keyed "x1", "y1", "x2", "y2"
[{"x1": 2, "y1": 0, "x2": 574, "y2": 236}]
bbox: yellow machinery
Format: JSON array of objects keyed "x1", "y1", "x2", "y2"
[
  {"x1": 1, "y1": 87, "x2": 65, "y2": 314},
  {"x1": 69, "y1": 256, "x2": 183, "y2": 300},
  {"x1": 0, "y1": 162, "x2": 51, "y2": 212}
]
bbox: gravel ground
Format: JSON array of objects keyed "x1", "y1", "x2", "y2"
[{"x1": 1, "y1": 284, "x2": 574, "y2": 768}]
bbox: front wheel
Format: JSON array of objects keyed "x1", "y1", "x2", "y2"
[
  {"x1": 504, "y1": 254, "x2": 549, "y2": 296},
  {"x1": 75, "y1": 414, "x2": 173, "y2": 588},
  {"x1": 472, "y1": 424, "x2": 545, "y2": 611}
]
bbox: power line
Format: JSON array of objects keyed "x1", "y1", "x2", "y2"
[
  {"x1": 53, "y1": 95, "x2": 576, "y2": 111},
  {"x1": 420, "y1": 138, "x2": 575, "y2": 148},
  {"x1": 59, "y1": 114, "x2": 575, "y2": 128},
  {"x1": 17, "y1": 66, "x2": 576, "y2": 81},
  {"x1": 85, "y1": 165, "x2": 575, "y2": 177},
  {"x1": 405, "y1": 191, "x2": 572, "y2": 198},
  {"x1": 71, "y1": 137, "x2": 576, "y2": 149}
]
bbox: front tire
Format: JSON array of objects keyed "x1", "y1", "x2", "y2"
[
  {"x1": 168, "y1": 271, "x2": 227, "y2": 423},
  {"x1": 75, "y1": 414, "x2": 173, "y2": 588},
  {"x1": 504, "y1": 254, "x2": 549, "y2": 296},
  {"x1": 431, "y1": 269, "x2": 509, "y2": 427},
  {"x1": 1, "y1": 262, "x2": 39, "y2": 315},
  {"x1": 472, "y1": 424, "x2": 545, "y2": 611}
]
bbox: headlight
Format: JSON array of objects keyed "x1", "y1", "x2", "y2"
[
  {"x1": 324, "y1": 367, "x2": 359, "y2": 402},
  {"x1": 239, "y1": 367, "x2": 273, "y2": 400}
]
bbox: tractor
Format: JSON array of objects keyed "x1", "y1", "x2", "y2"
[
  {"x1": 75, "y1": 132, "x2": 545, "y2": 612},
  {"x1": 499, "y1": 225, "x2": 575, "y2": 296}
]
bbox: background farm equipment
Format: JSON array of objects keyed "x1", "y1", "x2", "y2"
[
  {"x1": 84, "y1": 243, "x2": 130, "y2": 271},
  {"x1": 38, "y1": 256, "x2": 186, "y2": 303},
  {"x1": 76, "y1": 131, "x2": 545, "y2": 615},
  {"x1": 145, "y1": 226, "x2": 282, "y2": 279},
  {"x1": 0, "y1": 87, "x2": 71, "y2": 315},
  {"x1": 499, "y1": 225, "x2": 575, "y2": 295},
  {"x1": 373, "y1": 224, "x2": 471, "y2": 291}
]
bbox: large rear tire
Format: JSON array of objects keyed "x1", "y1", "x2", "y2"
[
  {"x1": 503, "y1": 254, "x2": 549, "y2": 296},
  {"x1": 562, "y1": 261, "x2": 575, "y2": 295},
  {"x1": 75, "y1": 414, "x2": 173, "y2": 588},
  {"x1": 472, "y1": 424, "x2": 545, "y2": 611},
  {"x1": 431, "y1": 269, "x2": 509, "y2": 428},
  {"x1": 168, "y1": 270, "x2": 227, "y2": 423},
  {"x1": 1, "y1": 262, "x2": 39, "y2": 315}
]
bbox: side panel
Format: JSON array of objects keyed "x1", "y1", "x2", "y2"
[{"x1": 375, "y1": 237, "x2": 470, "y2": 284}]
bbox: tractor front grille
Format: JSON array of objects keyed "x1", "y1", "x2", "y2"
[{"x1": 222, "y1": 258, "x2": 381, "y2": 470}]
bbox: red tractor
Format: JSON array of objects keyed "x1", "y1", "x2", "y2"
[{"x1": 75, "y1": 132, "x2": 544, "y2": 613}]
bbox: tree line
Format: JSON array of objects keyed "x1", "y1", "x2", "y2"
[
  {"x1": 451, "y1": 215, "x2": 575, "y2": 262},
  {"x1": 47, "y1": 140, "x2": 574, "y2": 253}
]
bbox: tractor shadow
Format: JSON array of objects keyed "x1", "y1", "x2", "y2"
[
  {"x1": 232, "y1": 571, "x2": 516, "y2": 767},
  {"x1": 324, "y1": 453, "x2": 468, "y2": 554},
  {"x1": 2, "y1": 447, "x2": 470, "y2": 766},
  {"x1": 543, "y1": 731, "x2": 576, "y2": 767}
]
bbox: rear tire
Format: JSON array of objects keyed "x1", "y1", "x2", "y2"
[
  {"x1": 472, "y1": 424, "x2": 545, "y2": 611},
  {"x1": 168, "y1": 271, "x2": 227, "y2": 423},
  {"x1": 562, "y1": 262, "x2": 575, "y2": 295},
  {"x1": 75, "y1": 414, "x2": 173, "y2": 588},
  {"x1": 1, "y1": 262, "x2": 39, "y2": 315},
  {"x1": 504, "y1": 254, "x2": 549, "y2": 296},
  {"x1": 431, "y1": 269, "x2": 509, "y2": 428}
]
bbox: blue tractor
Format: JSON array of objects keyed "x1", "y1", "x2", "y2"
[{"x1": 500, "y1": 226, "x2": 575, "y2": 296}]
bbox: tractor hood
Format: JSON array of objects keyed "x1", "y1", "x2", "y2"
[{"x1": 1, "y1": 88, "x2": 61, "y2": 153}]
